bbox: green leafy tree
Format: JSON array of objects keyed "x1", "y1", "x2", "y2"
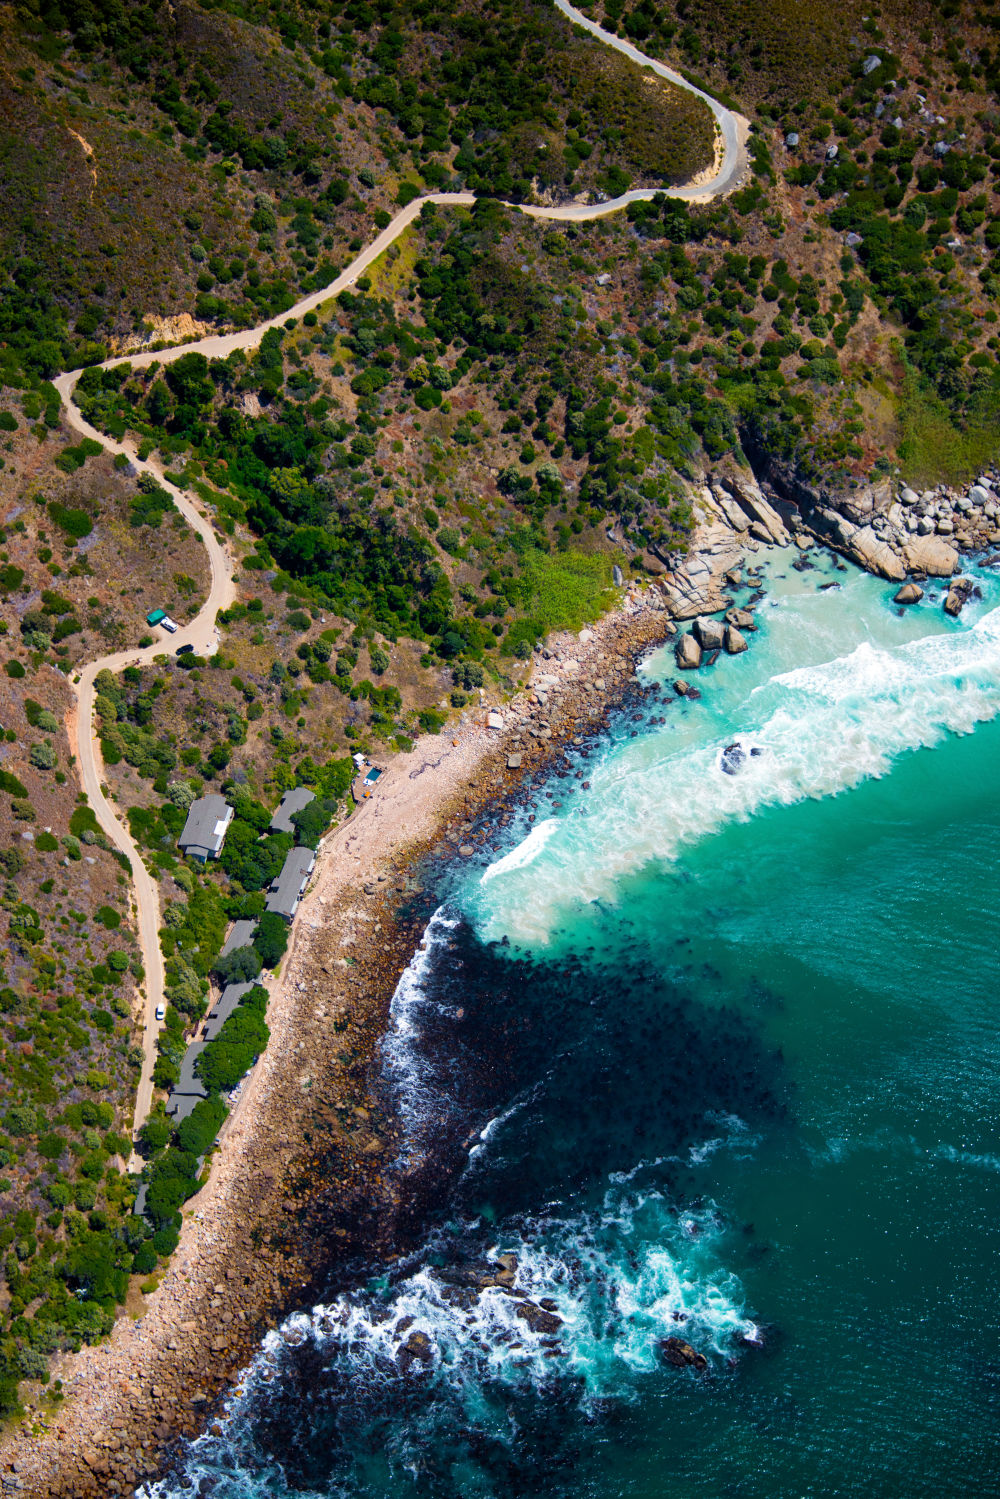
[
  {"x1": 215, "y1": 945, "x2": 263, "y2": 984},
  {"x1": 253, "y1": 912, "x2": 288, "y2": 969}
]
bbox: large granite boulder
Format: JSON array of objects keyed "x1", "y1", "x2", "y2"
[
  {"x1": 660, "y1": 1336, "x2": 708, "y2": 1371},
  {"x1": 944, "y1": 578, "x2": 975, "y2": 617},
  {"x1": 675, "y1": 633, "x2": 702, "y2": 670},
  {"x1": 903, "y1": 535, "x2": 959, "y2": 577},
  {"x1": 724, "y1": 626, "x2": 748, "y2": 654},
  {"x1": 692, "y1": 616, "x2": 726, "y2": 651},
  {"x1": 725, "y1": 607, "x2": 755, "y2": 629},
  {"x1": 725, "y1": 471, "x2": 790, "y2": 544},
  {"x1": 847, "y1": 525, "x2": 906, "y2": 581}
]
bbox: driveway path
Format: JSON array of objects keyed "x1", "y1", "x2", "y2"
[
  {"x1": 55, "y1": 0, "x2": 748, "y2": 1157},
  {"x1": 53, "y1": 386, "x2": 236, "y2": 1165}
]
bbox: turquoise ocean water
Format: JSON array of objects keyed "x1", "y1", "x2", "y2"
[{"x1": 149, "y1": 549, "x2": 1000, "y2": 1498}]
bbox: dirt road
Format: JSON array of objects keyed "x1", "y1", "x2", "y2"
[{"x1": 53, "y1": 0, "x2": 747, "y2": 1156}]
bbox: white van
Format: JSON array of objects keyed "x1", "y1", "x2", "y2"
[{"x1": 160, "y1": 616, "x2": 178, "y2": 634}]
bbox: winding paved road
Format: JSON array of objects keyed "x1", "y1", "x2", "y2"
[{"x1": 56, "y1": 0, "x2": 748, "y2": 1159}]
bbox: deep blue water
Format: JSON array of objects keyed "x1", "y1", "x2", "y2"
[{"x1": 148, "y1": 550, "x2": 1000, "y2": 1498}]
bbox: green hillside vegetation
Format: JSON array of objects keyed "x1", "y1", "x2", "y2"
[
  {"x1": 1, "y1": 0, "x2": 713, "y2": 381},
  {"x1": 1, "y1": 0, "x2": 999, "y2": 1425},
  {"x1": 0, "y1": 693, "x2": 151, "y2": 1420}
]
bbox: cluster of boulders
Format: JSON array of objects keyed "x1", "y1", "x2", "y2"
[
  {"x1": 806, "y1": 470, "x2": 1000, "y2": 583},
  {"x1": 478, "y1": 591, "x2": 679, "y2": 761},
  {"x1": 673, "y1": 564, "x2": 764, "y2": 673},
  {"x1": 392, "y1": 1252, "x2": 564, "y2": 1374}
]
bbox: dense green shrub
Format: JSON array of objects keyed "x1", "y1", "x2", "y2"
[
  {"x1": 253, "y1": 911, "x2": 288, "y2": 969},
  {"x1": 215, "y1": 945, "x2": 263, "y2": 984},
  {"x1": 290, "y1": 796, "x2": 336, "y2": 849},
  {"x1": 47, "y1": 502, "x2": 93, "y2": 541},
  {"x1": 197, "y1": 984, "x2": 269, "y2": 1093},
  {"x1": 176, "y1": 1095, "x2": 227, "y2": 1157},
  {"x1": 131, "y1": 1242, "x2": 158, "y2": 1276}
]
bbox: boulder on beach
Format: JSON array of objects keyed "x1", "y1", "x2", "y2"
[
  {"x1": 724, "y1": 626, "x2": 748, "y2": 654},
  {"x1": 893, "y1": 582, "x2": 924, "y2": 605},
  {"x1": 903, "y1": 535, "x2": 958, "y2": 577},
  {"x1": 675, "y1": 634, "x2": 702, "y2": 670},
  {"x1": 692, "y1": 617, "x2": 726, "y2": 651}
]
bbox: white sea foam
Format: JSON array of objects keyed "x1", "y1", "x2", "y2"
[
  {"x1": 142, "y1": 1188, "x2": 754, "y2": 1499},
  {"x1": 262, "y1": 1188, "x2": 752, "y2": 1400},
  {"x1": 479, "y1": 817, "x2": 560, "y2": 883},
  {"x1": 476, "y1": 606, "x2": 1000, "y2": 944},
  {"x1": 380, "y1": 905, "x2": 460, "y2": 1157},
  {"x1": 812, "y1": 1130, "x2": 1000, "y2": 1176}
]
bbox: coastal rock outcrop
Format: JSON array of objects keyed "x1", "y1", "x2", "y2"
[
  {"x1": 399, "y1": 1330, "x2": 434, "y2": 1364},
  {"x1": 675, "y1": 633, "x2": 702, "y2": 670},
  {"x1": 725, "y1": 607, "x2": 755, "y2": 629},
  {"x1": 944, "y1": 578, "x2": 975, "y2": 617},
  {"x1": 720, "y1": 742, "x2": 746, "y2": 775},
  {"x1": 660, "y1": 1336, "x2": 708, "y2": 1371},
  {"x1": 692, "y1": 616, "x2": 726, "y2": 651},
  {"x1": 723, "y1": 470, "x2": 790, "y2": 545},
  {"x1": 847, "y1": 524, "x2": 907, "y2": 582},
  {"x1": 903, "y1": 535, "x2": 959, "y2": 577},
  {"x1": 724, "y1": 626, "x2": 748, "y2": 654},
  {"x1": 893, "y1": 583, "x2": 924, "y2": 605},
  {"x1": 515, "y1": 1300, "x2": 563, "y2": 1335}
]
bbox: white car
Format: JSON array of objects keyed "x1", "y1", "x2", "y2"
[
  {"x1": 155, "y1": 1004, "x2": 166, "y2": 1022},
  {"x1": 160, "y1": 616, "x2": 178, "y2": 634}
]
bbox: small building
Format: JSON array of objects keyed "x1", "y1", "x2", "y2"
[
  {"x1": 219, "y1": 919, "x2": 258, "y2": 959},
  {"x1": 269, "y1": 786, "x2": 315, "y2": 835},
  {"x1": 165, "y1": 1042, "x2": 208, "y2": 1121},
  {"x1": 265, "y1": 846, "x2": 316, "y2": 923},
  {"x1": 202, "y1": 980, "x2": 255, "y2": 1042},
  {"x1": 178, "y1": 794, "x2": 233, "y2": 862}
]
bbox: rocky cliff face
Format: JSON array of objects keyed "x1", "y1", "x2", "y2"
[{"x1": 720, "y1": 449, "x2": 1000, "y2": 583}]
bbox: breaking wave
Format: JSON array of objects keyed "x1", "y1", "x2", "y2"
[
  {"x1": 142, "y1": 1185, "x2": 756, "y2": 1499},
  {"x1": 475, "y1": 605, "x2": 1000, "y2": 945}
]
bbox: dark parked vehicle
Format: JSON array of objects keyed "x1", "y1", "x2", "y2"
[{"x1": 177, "y1": 643, "x2": 195, "y2": 655}]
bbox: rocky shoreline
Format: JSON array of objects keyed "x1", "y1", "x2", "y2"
[
  {"x1": 0, "y1": 572, "x2": 698, "y2": 1499},
  {"x1": 7, "y1": 454, "x2": 990, "y2": 1495},
  {"x1": 745, "y1": 454, "x2": 1000, "y2": 584}
]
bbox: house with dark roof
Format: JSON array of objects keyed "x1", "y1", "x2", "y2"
[
  {"x1": 165, "y1": 1042, "x2": 208, "y2": 1123},
  {"x1": 219, "y1": 919, "x2": 258, "y2": 959},
  {"x1": 202, "y1": 981, "x2": 255, "y2": 1042},
  {"x1": 269, "y1": 786, "x2": 315, "y2": 835},
  {"x1": 265, "y1": 846, "x2": 316, "y2": 922},
  {"x1": 177, "y1": 794, "x2": 234, "y2": 861}
]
